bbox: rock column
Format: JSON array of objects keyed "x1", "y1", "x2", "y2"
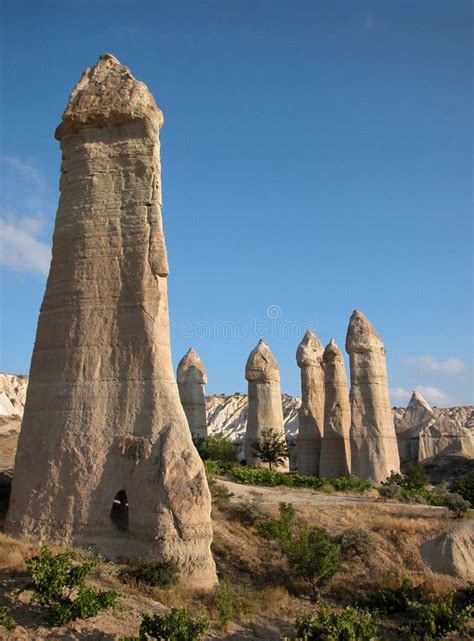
[
  {"x1": 319, "y1": 339, "x2": 351, "y2": 478},
  {"x1": 177, "y1": 348, "x2": 208, "y2": 440},
  {"x1": 345, "y1": 310, "x2": 400, "y2": 482},
  {"x1": 6, "y1": 54, "x2": 216, "y2": 588},
  {"x1": 244, "y1": 340, "x2": 288, "y2": 470},
  {"x1": 296, "y1": 330, "x2": 324, "y2": 475}
]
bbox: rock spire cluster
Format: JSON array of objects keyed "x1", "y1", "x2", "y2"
[
  {"x1": 6, "y1": 54, "x2": 216, "y2": 588},
  {"x1": 244, "y1": 340, "x2": 288, "y2": 469},
  {"x1": 177, "y1": 348, "x2": 208, "y2": 440}
]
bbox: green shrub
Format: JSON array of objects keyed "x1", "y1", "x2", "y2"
[
  {"x1": 0, "y1": 606, "x2": 16, "y2": 632},
  {"x1": 232, "y1": 497, "x2": 268, "y2": 525},
  {"x1": 255, "y1": 502, "x2": 295, "y2": 546},
  {"x1": 136, "y1": 607, "x2": 209, "y2": 640},
  {"x1": 286, "y1": 527, "x2": 340, "y2": 601},
  {"x1": 295, "y1": 606, "x2": 382, "y2": 641},
  {"x1": 451, "y1": 474, "x2": 474, "y2": 506},
  {"x1": 206, "y1": 436, "x2": 236, "y2": 462},
  {"x1": 452, "y1": 584, "x2": 474, "y2": 613},
  {"x1": 405, "y1": 465, "x2": 429, "y2": 490},
  {"x1": 251, "y1": 427, "x2": 289, "y2": 470},
  {"x1": 26, "y1": 546, "x2": 119, "y2": 626},
  {"x1": 214, "y1": 578, "x2": 236, "y2": 629},
  {"x1": 406, "y1": 595, "x2": 469, "y2": 640},
  {"x1": 121, "y1": 560, "x2": 179, "y2": 588},
  {"x1": 444, "y1": 492, "x2": 470, "y2": 518},
  {"x1": 378, "y1": 483, "x2": 404, "y2": 500},
  {"x1": 362, "y1": 578, "x2": 425, "y2": 613},
  {"x1": 338, "y1": 529, "x2": 373, "y2": 560},
  {"x1": 330, "y1": 476, "x2": 373, "y2": 492}
]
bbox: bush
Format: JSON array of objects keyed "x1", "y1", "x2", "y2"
[
  {"x1": 295, "y1": 606, "x2": 382, "y2": 641},
  {"x1": 338, "y1": 529, "x2": 373, "y2": 560},
  {"x1": 405, "y1": 465, "x2": 429, "y2": 490},
  {"x1": 406, "y1": 595, "x2": 469, "y2": 640},
  {"x1": 286, "y1": 527, "x2": 340, "y2": 601},
  {"x1": 330, "y1": 476, "x2": 373, "y2": 492},
  {"x1": 206, "y1": 436, "x2": 236, "y2": 462},
  {"x1": 26, "y1": 546, "x2": 119, "y2": 626},
  {"x1": 362, "y1": 578, "x2": 425, "y2": 614},
  {"x1": 251, "y1": 427, "x2": 289, "y2": 470},
  {"x1": 255, "y1": 502, "x2": 295, "y2": 546},
  {"x1": 451, "y1": 475, "x2": 474, "y2": 506},
  {"x1": 128, "y1": 607, "x2": 209, "y2": 641},
  {"x1": 214, "y1": 578, "x2": 236, "y2": 629},
  {"x1": 232, "y1": 497, "x2": 268, "y2": 526},
  {"x1": 208, "y1": 477, "x2": 233, "y2": 509},
  {"x1": 121, "y1": 560, "x2": 179, "y2": 588},
  {"x1": 452, "y1": 584, "x2": 474, "y2": 613},
  {"x1": 378, "y1": 483, "x2": 404, "y2": 500},
  {"x1": 0, "y1": 606, "x2": 16, "y2": 632},
  {"x1": 444, "y1": 492, "x2": 470, "y2": 518}
]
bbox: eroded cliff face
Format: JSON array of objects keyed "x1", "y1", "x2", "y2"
[{"x1": 5, "y1": 55, "x2": 216, "y2": 588}]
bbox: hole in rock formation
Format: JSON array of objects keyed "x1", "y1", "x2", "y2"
[{"x1": 109, "y1": 489, "x2": 128, "y2": 533}]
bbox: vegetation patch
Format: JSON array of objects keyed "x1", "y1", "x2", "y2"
[
  {"x1": 26, "y1": 546, "x2": 119, "y2": 626},
  {"x1": 123, "y1": 607, "x2": 209, "y2": 641},
  {"x1": 120, "y1": 559, "x2": 179, "y2": 589},
  {"x1": 0, "y1": 605, "x2": 16, "y2": 632},
  {"x1": 292, "y1": 606, "x2": 382, "y2": 641}
]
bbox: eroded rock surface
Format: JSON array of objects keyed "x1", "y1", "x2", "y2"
[
  {"x1": 319, "y1": 339, "x2": 351, "y2": 478},
  {"x1": 296, "y1": 330, "x2": 324, "y2": 475},
  {"x1": 177, "y1": 348, "x2": 208, "y2": 440},
  {"x1": 346, "y1": 310, "x2": 400, "y2": 482},
  {"x1": 244, "y1": 340, "x2": 288, "y2": 469},
  {"x1": 6, "y1": 54, "x2": 216, "y2": 588},
  {"x1": 422, "y1": 520, "x2": 474, "y2": 580}
]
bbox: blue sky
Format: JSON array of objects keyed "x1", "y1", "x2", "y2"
[{"x1": 0, "y1": 1, "x2": 472, "y2": 406}]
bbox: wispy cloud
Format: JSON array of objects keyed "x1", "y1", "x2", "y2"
[
  {"x1": 405, "y1": 355, "x2": 465, "y2": 377},
  {"x1": 0, "y1": 156, "x2": 52, "y2": 275},
  {"x1": 0, "y1": 216, "x2": 51, "y2": 275},
  {"x1": 1, "y1": 156, "x2": 44, "y2": 189},
  {"x1": 390, "y1": 385, "x2": 455, "y2": 407}
]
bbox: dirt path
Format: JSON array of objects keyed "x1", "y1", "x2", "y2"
[{"x1": 217, "y1": 478, "x2": 446, "y2": 512}]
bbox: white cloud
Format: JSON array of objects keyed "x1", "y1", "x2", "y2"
[
  {"x1": 390, "y1": 387, "x2": 412, "y2": 403},
  {"x1": 405, "y1": 355, "x2": 465, "y2": 377},
  {"x1": 390, "y1": 385, "x2": 455, "y2": 407},
  {"x1": 0, "y1": 216, "x2": 51, "y2": 275},
  {"x1": 1, "y1": 156, "x2": 44, "y2": 189}
]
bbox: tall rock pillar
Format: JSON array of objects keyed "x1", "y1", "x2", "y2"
[
  {"x1": 296, "y1": 330, "x2": 325, "y2": 476},
  {"x1": 319, "y1": 339, "x2": 351, "y2": 478},
  {"x1": 345, "y1": 310, "x2": 400, "y2": 482},
  {"x1": 6, "y1": 54, "x2": 217, "y2": 588},
  {"x1": 177, "y1": 348, "x2": 208, "y2": 440},
  {"x1": 244, "y1": 340, "x2": 288, "y2": 469}
]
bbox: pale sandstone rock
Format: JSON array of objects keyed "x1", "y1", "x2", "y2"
[
  {"x1": 6, "y1": 54, "x2": 216, "y2": 588},
  {"x1": 422, "y1": 520, "x2": 474, "y2": 580},
  {"x1": 244, "y1": 340, "x2": 288, "y2": 469},
  {"x1": 346, "y1": 310, "x2": 400, "y2": 482},
  {"x1": 319, "y1": 339, "x2": 351, "y2": 478},
  {"x1": 177, "y1": 348, "x2": 208, "y2": 440},
  {"x1": 296, "y1": 330, "x2": 324, "y2": 475}
]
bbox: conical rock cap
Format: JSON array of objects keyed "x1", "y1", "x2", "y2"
[
  {"x1": 323, "y1": 338, "x2": 343, "y2": 364},
  {"x1": 345, "y1": 310, "x2": 385, "y2": 354},
  {"x1": 296, "y1": 329, "x2": 324, "y2": 368},
  {"x1": 56, "y1": 53, "x2": 163, "y2": 139},
  {"x1": 245, "y1": 339, "x2": 280, "y2": 383},
  {"x1": 177, "y1": 348, "x2": 207, "y2": 385}
]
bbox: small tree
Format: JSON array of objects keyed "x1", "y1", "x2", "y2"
[{"x1": 251, "y1": 427, "x2": 289, "y2": 470}]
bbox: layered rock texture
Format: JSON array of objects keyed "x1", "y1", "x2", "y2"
[
  {"x1": 395, "y1": 391, "x2": 474, "y2": 466},
  {"x1": 244, "y1": 340, "x2": 288, "y2": 469},
  {"x1": 177, "y1": 348, "x2": 208, "y2": 440},
  {"x1": 5, "y1": 55, "x2": 216, "y2": 588},
  {"x1": 422, "y1": 521, "x2": 474, "y2": 580},
  {"x1": 346, "y1": 310, "x2": 400, "y2": 482},
  {"x1": 319, "y1": 340, "x2": 351, "y2": 478},
  {"x1": 296, "y1": 330, "x2": 325, "y2": 475}
]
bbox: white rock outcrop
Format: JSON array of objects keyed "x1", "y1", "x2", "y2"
[
  {"x1": 5, "y1": 55, "x2": 216, "y2": 588},
  {"x1": 177, "y1": 348, "x2": 208, "y2": 440},
  {"x1": 422, "y1": 520, "x2": 474, "y2": 580},
  {"x1": 296, "y1": 330, "x2": 324, "y2": 475},
  {"x1": 244, "y1": 340, "x2": 288, "y2": 469},
  {"x1": 346, "y1": 310, "x2": 400, "y2": 482},
  {"x1": 319, "y1": 339, "x2": 351, "y2": 478}
]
